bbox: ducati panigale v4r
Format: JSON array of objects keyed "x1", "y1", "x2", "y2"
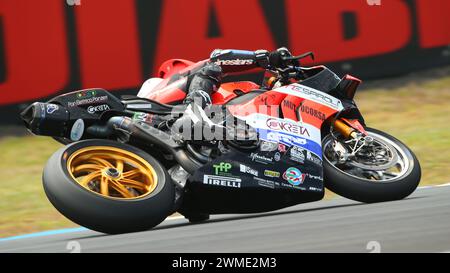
[{"x1": 21, "y1": 51, "x2": 421, "y2": 234}]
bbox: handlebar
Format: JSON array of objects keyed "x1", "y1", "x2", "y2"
[
  {"x1": 269, "y1": 48, "x2": 314, "y2": 69},
  {"x1": 266, "y1": 48, "x2": 315, "y2": 83}
]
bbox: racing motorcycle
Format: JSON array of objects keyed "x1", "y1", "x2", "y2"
[{"x1": 21, "y1": 52, "x2": 421, "y2": 234}]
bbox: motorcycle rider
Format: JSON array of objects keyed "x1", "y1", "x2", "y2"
[{"x1": 175, "y1": 47, "x2": 294, "y2": 138}]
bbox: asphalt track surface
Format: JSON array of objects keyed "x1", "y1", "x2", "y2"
[{"x1": 1, "y1": 184, "x2": 450, "y2": 253}]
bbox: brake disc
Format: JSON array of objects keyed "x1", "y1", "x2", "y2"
[{"x1": 347, "y1": 139, "x2": 399, "y2": 171}]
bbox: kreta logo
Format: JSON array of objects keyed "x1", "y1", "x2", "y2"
[
  {"x1": 266, "y1": 118, "x2": 310, "y2": 137},
  {"x1": 213, "y1": 162, "x2": 232, "y2": 175},
  {"x1": 283, "y1": 167, "x2": 306, "y2": 186}
]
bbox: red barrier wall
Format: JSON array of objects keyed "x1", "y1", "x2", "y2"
[{"x1": 0, "y1": 0, "x2": 449, "y2": 123}]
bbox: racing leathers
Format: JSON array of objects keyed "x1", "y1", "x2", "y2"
[{"x1": 175, "y1": 47, "x2": 293, "y2": 139}]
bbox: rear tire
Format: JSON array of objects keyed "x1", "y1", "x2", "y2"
[
  {"x1": 43, "y1": 140, "x2": 175, "y2": 234},
  {"x1": 323, "y1": 128, "x2": 421, "y2": 203}
]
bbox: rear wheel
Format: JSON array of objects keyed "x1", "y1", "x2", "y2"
[
  {"x1": 322, "y1": 128, "x2": 421, "y2": 203},
  {"x1": 43, "y1": 140, "x2": 175, "y2": 234}
]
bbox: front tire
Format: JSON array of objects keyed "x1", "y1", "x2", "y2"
[
  {"x1": 43, "y1": 140, "x2": 175, "y2": 234},
  {"x1": 323, "y1": 128, "x2": 421, "y2": 203}
]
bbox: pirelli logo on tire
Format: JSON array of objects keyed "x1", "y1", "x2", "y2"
[{"x1": 203, "y1": 175, "x2": 242, "y2": 188}]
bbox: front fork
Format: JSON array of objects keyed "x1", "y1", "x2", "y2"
[
  {"x1": 330, "y1": 118, "x2": 373, "y2": 163},
  {"x1": 333, "y1": 118, "x2": 367, "y2": 139}
]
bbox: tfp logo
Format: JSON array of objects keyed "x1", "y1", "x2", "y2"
[{"x1": 213, "y1": 162, "x2": 232, "y2": 175}]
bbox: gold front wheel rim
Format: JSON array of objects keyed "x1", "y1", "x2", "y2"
[{"x1": 67, "y1": 146, "x2": 158, "y2": 200}]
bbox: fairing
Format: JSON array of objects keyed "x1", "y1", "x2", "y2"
[
  {"x1": 183, "y1": 82, "x2": 345, "y2": 214},
  {"x1": 138, "y1": 62, "x2": 356, "y2": 214}
]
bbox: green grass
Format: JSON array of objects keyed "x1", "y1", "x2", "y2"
[
  {"x1": 355, "y1": 78, "x2": 450, "y2": 185},
  {"x1": 0, "y1": 72, "x2": 449, "y2": 237},
  {"x1": 0, "y1": 137, "x2": 71, "y2": 237}
]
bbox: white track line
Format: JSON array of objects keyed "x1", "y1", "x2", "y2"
[
  {"x1": 1, "y1": 182, "x2": 449, "y2": 242},
  {"x1": 417, "y1": 183, "x2": 450, "y2": 190}
]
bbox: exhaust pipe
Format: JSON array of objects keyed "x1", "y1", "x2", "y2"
[
  {"x1": 20, "y1": 102, "x2": 70, "y2": 137},
  {"x1": 87, "y1": 116, "x2": 203, "y2": 174},
  {"x1": 127, "y1": 119, "x2": 203, "y2": 174}
]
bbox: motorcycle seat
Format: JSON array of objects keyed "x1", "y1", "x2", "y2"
[
  {"x1": 137, "y1": 78, "x2": 164, "y2": 99},
  {"x1": 226, "y1": 89, "x2": 266, "y2": 105}
]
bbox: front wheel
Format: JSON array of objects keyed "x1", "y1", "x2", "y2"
[
  {"x1": 322, "y1": 128, "x2": 421, "y2": 203},
  {"x1": 43, "y1": 140, "x2": 175, "y2": 234}
]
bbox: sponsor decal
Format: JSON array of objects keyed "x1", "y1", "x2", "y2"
[
  {"x1": 274, "y1": 84, "x2": 343, "y2": 111},
  {"x1": 235, "y1": 113, "x2": 320, "y2": 143},
  {"x1": 289, "y1": 84, "x2": 342, "y2": 110},
  {"x1": 203, "y1": 175, "x2": 241, "y2": 188},
  {"x1": 274, "y1": 152, "x2": 281, "y2": 162},
  {"x1": 132, "y1": 112, "x2": 158, "y2": 125},
  {"x1": 133, "y1": 112, "x2": 150, "y2": 121},
  {"x1": 283, "y1": 167, "x2": 306, "y2": 186},
  {"x1": 278, "y1": 143, "x2": 287, "y2": 153},
  {"x1": 87, "y1": 104, "x2": 110, "y2": 114},
  {"x1": 289, "y1": 146, "x2": 305, "y2": 164},
  {"x1": 266, "y1": 131, "x2": 307, "y2": 146},
  {"x1": 254, "y1": 177, "x2": 275, "y2": 189},
  {"x1": 76, "y1": 90, "x2": 97, "y2": 99},
  {"x1": 288, "y1": 136, "x2": 307, "y2": 146},
  {"x1": 280, "y1": 182, "x2": 307, "y2": 190},
  {"x1": 260, "y1": 140, "x2": 278, "y2": 152},
  {"x1": 264, "y1": 129, "x2": 323, "y2": 159},
  {"x1": 308, "y1": 186, "x2": 322, "y2": 192},
  {"x1": 68, "y1": 95, "x2": 108, "y2": 107},
  {"x1": 214, "y1": 59, "x2": 254, "y2": 66},
  {"x1": 210, "y1": 49, "x2": 231, "y2": 58},
  {"x1": 290, "y1": 137, "x2": 307, "y2": 146},
  {"x1": 264, "y1": 170, "x2": 280, "y2": 178},
  {"x1": 282, "y1": 99, "x2": 296, "y2": 110},
  {"x1": 306, "y1": 150, "x2": 322, "y2": 165},
  {"x1": 46, "y1": 104, "x2": 59, "y2": 114},
  {"x1": 239, "y1": 164, "x2": 258, "y2": 177},
  {"x1": 307, "y1": 173, "x2": 323, "y2": 181},
  {"x1": 300, "y1": 105, "x2": 326, "y2": 121},
  {"x1": 213, "y1": 162, "x2": 232, "y2": 175},
  {"x1": 250, "y1": 152, "x2": 273, "y2": 164},
  {"x1": 235, "y1": 113, "x2": 323, "y2": 159},
  {"x1": 70, "y1": 119, "x2": 84, "y2": 141},
  {"x1": 266, "y1": 118, "x2": 310, "y2": 137}
]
